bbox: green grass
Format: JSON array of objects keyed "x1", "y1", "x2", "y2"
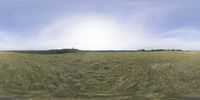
[{"x1": 0, "y1": 51, "x2": 200, "y2": 100}]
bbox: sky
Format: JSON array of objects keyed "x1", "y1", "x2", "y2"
[{"x1": 0, "y1": 0, "x2": 200, "y2": 50}]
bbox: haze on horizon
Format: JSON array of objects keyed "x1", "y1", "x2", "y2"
[{"x1": 0, "y1": 0, "x2": 200, "y2": 50}]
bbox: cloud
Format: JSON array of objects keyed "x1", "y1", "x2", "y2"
[
  {"x1": 6, "y1": 12, "x2": 200, "y2": 50},
  {"x1": 24, "y1": 15, "x2": 122, "y2": 50},
  {"x1": 1, "y1": 0, "x2": 200, "y2": 50}
]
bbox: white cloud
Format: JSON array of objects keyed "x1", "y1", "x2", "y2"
[
  {"x1": 24, "y1": 15, "x2": 123, "y2": 50},
  {"x1": 16, "y1": 13, "x2": 200, "y2": 50},
  {"x1": 1, "y1": 0, "x2": 200, "y2": 50}
]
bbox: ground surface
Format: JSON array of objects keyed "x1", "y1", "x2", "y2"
[{"x1": 0, "y1": 51, "x2": 200, "y2": 100}]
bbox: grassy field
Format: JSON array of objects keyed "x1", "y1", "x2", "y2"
[{"x1": 0, "y1": 51, "x2": 200, "y2": 100}]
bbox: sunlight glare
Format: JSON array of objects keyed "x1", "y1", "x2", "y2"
[{"x1": 71, "y1": 16, "x2": 119, "y2": 50}]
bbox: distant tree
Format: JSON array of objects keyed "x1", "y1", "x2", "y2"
[
  {"x1": 176, "y1": 49, "x2": 182, "y2": 51},
  {"x1": 138, "y1": 49, "x2": 146, "y2": 52}
]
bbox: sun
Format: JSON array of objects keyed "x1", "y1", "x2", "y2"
[{"x1": 71, "y1": 16, "x2": 119, "y2": 50}]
